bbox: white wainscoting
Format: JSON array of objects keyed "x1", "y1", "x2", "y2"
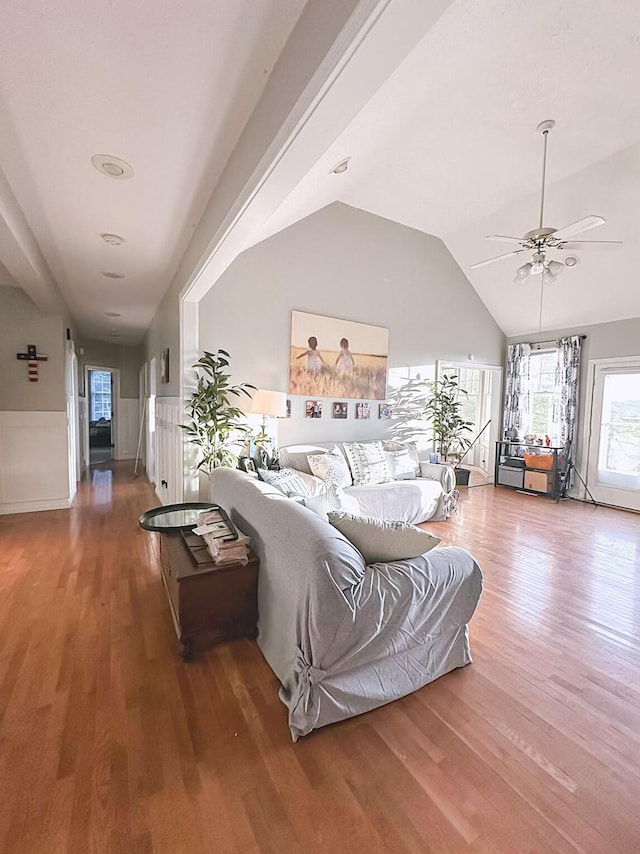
[
  {"x1": 155, "y1": 398, "x2": 184, "y2": 505},
  {"x1": 116, "y1": 397, "x2": 140, "y2": 460},
  {"x1": 0, "y1": 411, "x2": 71, "y2": 515}
]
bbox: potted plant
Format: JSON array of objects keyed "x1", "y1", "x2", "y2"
[
  {"x1": 181, "y1": 349, "x2": 255, "y2": 473},
  {"x1": 424, "y1": 374, "x2": 474, "y2": 483}
]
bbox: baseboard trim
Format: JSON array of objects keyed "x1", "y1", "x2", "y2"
[{"x1": 0, "y1": 497, "x2": 72, "y2": 516}]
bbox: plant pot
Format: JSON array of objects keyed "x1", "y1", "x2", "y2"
[{"x1": 455, "y1": 467, "x2": 470, "y2": 487}]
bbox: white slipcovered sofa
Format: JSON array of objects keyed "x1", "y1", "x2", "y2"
[
  {"x1": 210, "y1": 466, "x2": 483, "y2": 741},
  {"x1": 278, "y1": 441, "x2": 457, "y2": 524}
]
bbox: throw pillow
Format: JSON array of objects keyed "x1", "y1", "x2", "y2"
[
  {"x1": 307, "y1": 447, "x2": 352, "y2": 488},
  {"x1": 343, "y1": 441, "x2": 391, "y2": 486},
  {"x1": 327, "y1": 511, "x2": 441, "y2": 564},
  {"x1": 303, "y1": 484, "x2": 360, "y2": 521},
  {"x1": 382, "y1": 440, "x2": 420, "y2": 475},
  {"x1": 258, "y1": 467, "x2": 315, "y2": 498},
  {"x1": 384, "y1": 448, "x2": 416, "y2": 481}
]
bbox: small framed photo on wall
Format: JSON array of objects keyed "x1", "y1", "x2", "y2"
[
  {"x1": 332, "y1": 402, "x2": 348, "y2": 419},
  {"x1": 306, "y1": 400, "x2": 323, "y2": 418},
  {"x1": 378, "y1": 403, "x2": 392, "y2": 419},
  {"x1": 286, "y1": 399, "x2": 291, "y2": 418},
  {"x1": 355, "y1": 402, "x2": 370, "y2": 420}
]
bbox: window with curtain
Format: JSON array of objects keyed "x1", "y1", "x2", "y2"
[{"x1": 503, "y1": 337, "x2": 582, "y2": 452}]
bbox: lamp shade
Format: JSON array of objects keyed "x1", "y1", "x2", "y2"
[{"x1": 249, "y1": 389, "x2": 287, "y2": 418}]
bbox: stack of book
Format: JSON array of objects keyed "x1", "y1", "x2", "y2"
[{"x1": 195, "y1": 508, "x2": 250, "y2": 566}]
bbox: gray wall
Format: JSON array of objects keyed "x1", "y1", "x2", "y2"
[
  {"x1": 0, "y1": 286, "x2": 66, "y2": 410},
  {"x1": 199, "y1": 202, "x2": 505, "y2": 445},
  {"x1": 78, "y1": 338, "x2": 143, "y2": 398}
]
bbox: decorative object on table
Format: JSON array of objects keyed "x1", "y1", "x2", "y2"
[
  {"x1": 181, "y1": 349, "x2": 255, "y2": 473},
  {"x1": 355, "y1": 402, "x2": 370, "y2": 420},
  {"x1": 332, "y1": 401, "x2": 348, "y2": 419},
  {"x1": 289, "y1": 310, "x2": 388, "y2": 400},
  {"x1": 378, "y1": 403, "x2": 392, "y2": 419},
  {"x1": 306, "y1": 400, "x2": 323, "y2": 418},
  {"x1": 138, "y1": 502, "x2": 220, "y2": 532},
  {"x1": 160, "y1": 348, "x2": 170, "y2": 383},
  {"x1": 16, "y1": 344, "x2": 48, "y2": 382},
  {"x1": 248, "y1": 388, "x2": 287, "y2": 470},
  {"x1": 197, "y1": 508, "x2": 249, "y2": 566}
]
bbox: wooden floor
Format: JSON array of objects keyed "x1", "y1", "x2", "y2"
[{"x1": 1, "y1": 463, "x2": 639, "y2": 853}]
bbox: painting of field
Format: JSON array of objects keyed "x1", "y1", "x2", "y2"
[{"x1": 290, "y1": 311, "x2": 388, "y2": 400}]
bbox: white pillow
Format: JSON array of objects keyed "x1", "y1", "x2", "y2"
[
  {"x1": 258, "y1": 467, "x2": 312, "y2": 496},
  {"x1": 384, "y1": 448, "x2": 416, "y2": 481},
  {"x1": 383, "y1": 440, "x2": 420, "y2": 475},
  {"x1": 343, "y1": 441, "x2": 391, "y2": 486},
  {"x1": 307, "y1": 446, "x2": 352, "y2": 488},
  {"x1": 327, "y1": 511, "x2": 441, "y2": 564},
  {"x1": 303, "y1": 484, "x2": 360, "y2": 521}
]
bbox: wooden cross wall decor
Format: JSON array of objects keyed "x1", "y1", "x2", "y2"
[{"x1": 16, "y1": 344, "x2": 48, "y2": 382}]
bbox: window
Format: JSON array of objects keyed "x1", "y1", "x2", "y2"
[
  {"x1": 90, "y1": 371, "x2": 112, "y2": 421},
  {"x1": 528, "y1": 351, "x2": 556, "y2": 437}
]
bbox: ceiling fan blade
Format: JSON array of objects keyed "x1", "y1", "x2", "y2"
[
  {"x1": 558, "y1": 240, "x2": 622, "y2": 247},
  {"x1": 552, "y1": 216, "x2": 606, "y2": 240},
  {"x1": 484, "y1": 235, "x2": 525, "y2": 244},
  {"x1": 470, "y1": 249, "x2": 525, "y2": 269}
]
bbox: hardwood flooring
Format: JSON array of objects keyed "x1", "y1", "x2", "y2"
[{"x1": 1, "y1": 463, "x2": 639, "y2": 853}]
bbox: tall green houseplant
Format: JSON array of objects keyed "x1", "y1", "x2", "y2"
[
  {"x1": 424, "y1": 373, "x2": 474, "y2": 461},
  {"x1": 181, "y1": 349, "x2": 255, "y2": 473}
]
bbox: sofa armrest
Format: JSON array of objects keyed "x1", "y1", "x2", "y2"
[{"x1": 419, "y1": 461, "x2": 456, "y2": 493}]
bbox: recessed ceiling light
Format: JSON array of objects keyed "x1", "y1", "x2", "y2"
[
  {"x1": 330, "y1": 158, "x2": 351, "y2": 175},
  {"x1": 102, "y1": 272, "x2": 125, "y2": 279},
  {"x1": 105, "y1": 311, "x2": 121, "y2": 317},
  {"x1": 564, "y1": 256, "x2": 579, "y2": 267},
  {"x1": 101, "y1": 233, "x2": 125, "y2": 246},
  {"x1": 91, "y1": 154, "x2": 134, "y2": 179}
]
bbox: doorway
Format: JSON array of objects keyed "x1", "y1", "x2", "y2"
[
  {"x1": 87, "y1": 368, "x2": 115, "y2": 465},
  {"x1": 438, "y1": 362, "x2": 502, "y2": 479},
  {"x1": 586, "y1": 358, "x2": 640, "y2": 511}
]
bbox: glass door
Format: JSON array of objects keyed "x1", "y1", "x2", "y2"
[{"x1": 587, "y1": 361, "x2": 640, "y2": 510}]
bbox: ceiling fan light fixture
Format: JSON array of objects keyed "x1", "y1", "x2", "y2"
[
  {"x1": 531, "y1": 260, "x2": 545, "y2": 275},
  {"x1": 547, "y1": 260, "x2": 564, "y2": 276},
  {"x1": 516, "y1": 262, "x2": 532, "y2": 279}
]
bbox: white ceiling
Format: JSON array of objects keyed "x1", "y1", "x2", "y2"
[
  {"x1": 259, "y1": 0, "x2": 640, "y2": 336},
  {"x1": 0, "y1": 0, "x2": 306, "y2": 344},
  {"x1": 3, "y1": 0, "x2": 640, "y2": 344}
]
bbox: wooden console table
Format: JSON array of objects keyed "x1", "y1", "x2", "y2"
[
  {"x1": 159, "y1": 532, "x2": 258, "y2": 661},
  {"x1": 139, "y1": 503, "x2": 258, "y2": 661}
]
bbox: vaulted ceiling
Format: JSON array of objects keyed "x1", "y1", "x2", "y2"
[{"x1": 2, "y1": 0, "x2": 640, "y2": 342}]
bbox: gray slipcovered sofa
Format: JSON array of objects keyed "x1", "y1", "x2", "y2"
[{"x1": 210, "y1": 467, "x2": 483, "y2": 741}]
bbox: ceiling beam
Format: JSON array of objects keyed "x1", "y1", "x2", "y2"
[{"x1": 0, "y1": 166, "x2": 66, "y2": 313}]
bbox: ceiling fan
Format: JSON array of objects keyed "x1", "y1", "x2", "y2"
[{"x1": 470, "y1": 120, "x2": 622, "y2": 284}]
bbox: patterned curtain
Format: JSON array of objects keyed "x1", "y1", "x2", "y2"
[
  {"x1": 552, "y1": 336, "x2": 582, "y2": 450},
  {"x1": 503, "y1": 343, "x2": 531, "y2": 438}
]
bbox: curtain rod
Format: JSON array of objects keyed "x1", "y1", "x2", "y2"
[{"x1": 527, "y1": 334, "x2": 587, "y2": 349}]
